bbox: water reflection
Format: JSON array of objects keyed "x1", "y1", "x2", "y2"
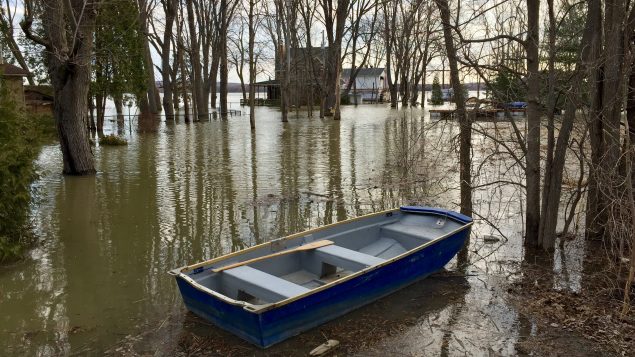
[{"x1": 0, "y1": 94, "x2": 578, "y2": 355}]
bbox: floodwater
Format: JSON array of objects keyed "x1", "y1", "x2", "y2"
[{"x1": 0, "y1": 93, "x2": 587, "y2": 355}]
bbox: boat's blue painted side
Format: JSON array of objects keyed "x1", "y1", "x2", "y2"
[
  {"x1": 174, "y1": 208, "x2": 471, "y2": 348},
  {"x1": 175, "y1": 278, "x2": 264, "y2": 344},
  {"x1": 256, "y1": 226, "x2": 470, "y2": 347}
]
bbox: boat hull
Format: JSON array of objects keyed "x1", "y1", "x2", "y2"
[{"x1": 174, "y1": 217, "x2": 470, "y2": 348}]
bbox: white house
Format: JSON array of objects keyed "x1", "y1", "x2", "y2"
[{"x1": 341, "y1": 67, "x2": 388, "y2": 103}]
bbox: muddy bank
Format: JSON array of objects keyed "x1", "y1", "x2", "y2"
[{"x1": 510, "y1": 244, "x2": 635, "y2": 356}]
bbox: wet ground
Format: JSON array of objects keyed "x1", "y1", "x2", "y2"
[{"x1": 0, "y1": 94, "x2": 608, "y2": 356}]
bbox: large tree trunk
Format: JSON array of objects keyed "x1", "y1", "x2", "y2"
[
  {"x1": 524, "y1": 0, "x2": 541, "y2": 247},
  {"x1": 161, "y1": 0, "x2": 177, "y2": 119},
  {"x1": 36, "y1": 0, "x2": 97, "y2": 175}
]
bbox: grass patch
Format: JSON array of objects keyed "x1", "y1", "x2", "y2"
[{"x1": 99, "y1": 134, "x2": 128, "y2": 146}]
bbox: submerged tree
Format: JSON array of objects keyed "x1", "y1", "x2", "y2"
[{"x1": 22, "y1": 0, "x2": 97, "y2": 175}]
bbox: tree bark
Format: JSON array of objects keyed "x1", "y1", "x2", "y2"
[
  {"x1": 186, "y1": 0, "x2": 207, "y2": 120},
  {"x1": 161, "y1": 0, "x2": 177, "y2": 119},
  {"x1": 114, "y1": 93, "x2": 125, "y2": 132},
  {"x1": 524, "y1": 0, "x2": 541, "y2": 246},
  {"x1": 435, "y1": 0, "x2": 471, "y2": 265},
  {"x1": 248, "y1": 0, "x2": 258, "y2": 129},
  {"x1": 538, "y1": 0, "x2": 597, "y2": 249},
  {"x1": 138, "y1": 0, "x2": 160, "y2": 115},
  {"x1": 30, "y1": 0, "x2": 97, "y2": 175},
  {"x1": 585, "y1": 0, "x2": 606, "y2": 240},
  {"x1": 383, "y1": 4, "x2": 397, "y2": 108}
]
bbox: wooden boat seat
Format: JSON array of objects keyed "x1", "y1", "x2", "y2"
[
  {"x1": 223, "y1": 266, "x2": 310, "y2": 302},
  {"x1": 315, "y1": 245, "x2": 386, "y2": 271}
]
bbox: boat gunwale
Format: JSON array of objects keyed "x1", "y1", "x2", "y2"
[{"x1": 172, "y1": 208, "x2": 473, "y2": 313}]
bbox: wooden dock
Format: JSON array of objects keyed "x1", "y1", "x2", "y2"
[
  {"x1": 212, "y1": 109, "x2": 242, "y2": 117},
  {"x1": 240, "y1": 98, "x2": 280, "y2": 106},
  {"x1": 429, "y1": 108, "x2": 526, "y2": 120}
]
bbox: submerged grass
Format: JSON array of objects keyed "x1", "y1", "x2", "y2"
[{"x1": 99, "y1": 134, "x2": 128, "y2": 146}]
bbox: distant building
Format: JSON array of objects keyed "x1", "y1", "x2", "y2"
[
  {"x1": 0, "y1": 63, "x2": 31, "y2": 110},
  {"x1": 255, "y1": 47, "x2": 328, "y2": 106},
  {"x1": 24, "y1": 85, "x2": 54, "y2": 115},
  {"x1": 341, "y1": 67, "x2": 388, "y2": 103}
]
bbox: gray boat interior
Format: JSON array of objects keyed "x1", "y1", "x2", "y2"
[{"x1": 186, "y1": 210, "x2": 465, "y2": 305}]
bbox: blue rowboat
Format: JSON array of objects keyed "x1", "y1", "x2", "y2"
[{"x1": 170, "y1": 206, "x2": 472, "y2": 348}]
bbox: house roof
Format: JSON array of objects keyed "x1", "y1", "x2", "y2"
[
  {"x1": 290, "y1": 47, "x2": 329, "y2": 58},
  {"x1": 25, "y1": 85, "x2": 54, "y2": 99},
  {"x1": 342, "y1": 67, "x2": 385, "y2": 78},
  {"x1": 254, "y1": 79, "x2": 279, "y2": 86},
  {"x1": 0, "y1": 63, "x2": 31, "y2": 77}
]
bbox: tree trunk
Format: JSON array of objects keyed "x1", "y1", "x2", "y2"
[
  {"x1": 114, "y1": 94, "x2": 125, "y2": 133},
  {"x1": 95, "y1": 92, "x2": 105, "y2": 133},
  {"x1": 524, "y1": 0, "x2": 541, "y2": 247},
  {"x1": 210, "y1": 52, "x2": 219, "y2": 108},
  {"x1": 88, "y1": 93, "x2": 96, "y2": 131},
  {"x1": 585, "y1": 0, "x2": 606, "y2": 241},
  {"x1": 248, "y1": 0, "x2": 257, "y2": 130},
  {"x1": 435, "y1": 0, "x2": 471, "y2": 265},
  {"x1": 220, "y1": 44, "x2": 229, "y2": 118},
  {"x1": 161, "y1": 0, "x2": 176, "y2": 119},
  {"x1": 538, "y1": 0, "x2": 558, "y2": 249},
  {"x1": 186, "y1": 0, "x2": 206, "y2": 120},
  {"x1": 219, "y1": 0, "x2": 230, "y2": 119},
  {"x1": 138, "y1": 0, "x2": 160, "y2": 115},
  {"x1": 538, "y1": 0, "x2": 598, "y2": 249},
  {"x1": 383, "y1": 3, "x2": 397, "y2": 108},
  {"x1": 23, "y1": 0, "x2": 98, "y2": 174},
  {"x1": 38, "y1": 0, "x2": 97, "y2": 175}
]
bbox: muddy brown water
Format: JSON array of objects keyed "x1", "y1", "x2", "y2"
[{"x1": 0, "y1": 95, "x2": 587, "y2": 355}]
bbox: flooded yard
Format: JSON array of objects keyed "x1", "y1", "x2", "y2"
[{"x1": 0, "y1": 96, "x2": 603, "y2": 356}]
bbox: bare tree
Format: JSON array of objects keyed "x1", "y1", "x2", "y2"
[
  {"x1": 319, "y1": 0, "x2": 350, "y2": 120},
  {"x1": 247, "y1": 0, "x2": 261, "y2": 129},
  {"x1": 138, "y1": 0, "x2": 161, "y2": 116},
  {"x1": 434, "y1": 0, "x2": 471, "y2": 265}
]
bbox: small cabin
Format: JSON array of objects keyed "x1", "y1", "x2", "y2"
[
  {"x1": 24, "y1": 85, "x2": 54, "y2": 115},
  {"x1": 0, "y1": 63, "x2": 31, "y2": 110},
  {"x1": 341, "y1": 67, "x2": 388, "y2": 103}
]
